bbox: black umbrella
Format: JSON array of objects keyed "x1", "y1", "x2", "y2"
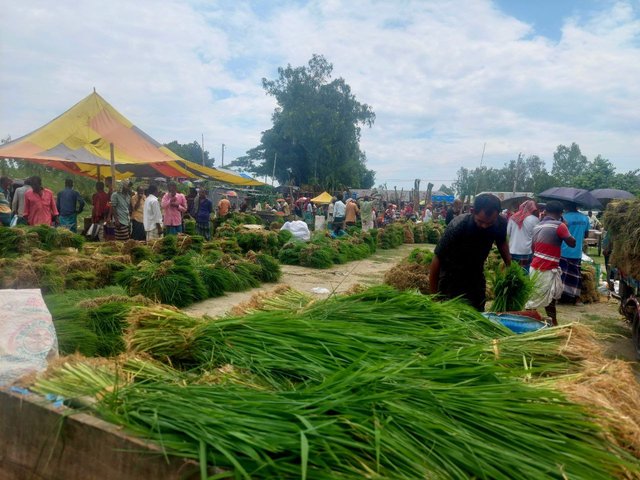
[
  {"x1": 537, "y1": 187, "x2": 602, "y2": 209},
  {"x1": 590, "y1": 188, "x2": 635, "y2": 201}
]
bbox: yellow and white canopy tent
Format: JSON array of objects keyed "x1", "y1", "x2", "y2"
[
  {"x1": 310, "y1": 191, "x2": 333, "y2": 204},
  {"x1": 0, "y1": 91, "x2": 264, "y2": 186}
]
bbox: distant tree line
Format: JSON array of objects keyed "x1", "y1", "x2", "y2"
[{"x1": 453, "y1": 142, "x2": 639, "y2": 198}]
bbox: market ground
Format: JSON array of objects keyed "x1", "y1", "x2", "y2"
[{"x1": 185, "y1": 243, "x2": 637, "y2": 363}]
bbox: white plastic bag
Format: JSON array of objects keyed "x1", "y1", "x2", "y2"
[
  {"x1": 280, "y1": 220, "x2": 311, "y2": 241},
  {"x1": 0, "y1": 289, "x2": 58, "y2": 386}
]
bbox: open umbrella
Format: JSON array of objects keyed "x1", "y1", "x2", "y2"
[
  {"x1": 538, "y1": 187, "x2": 602, "y2": 209},
  {"x1": 590, "y1": 189, "x2": 635, "y2": 202}
]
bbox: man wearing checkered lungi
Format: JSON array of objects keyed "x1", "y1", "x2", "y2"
[{"x1": 559, "y1": 203, "x2": 590, "y2": 304}]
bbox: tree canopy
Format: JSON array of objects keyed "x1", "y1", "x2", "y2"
[
  {"x1": 229, "y1": 55, "x2": 376, "y2": 189},
  {"x1": 164, "y1": 140, "x2": 213, "y2": 168},
  {"x1": 453, "y1": 144, "x2": 639, "y2": 198}
]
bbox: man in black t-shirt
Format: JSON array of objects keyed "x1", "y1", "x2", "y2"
[{"x1": 429, "y1": 194, "x2": 511, "y2": 311}]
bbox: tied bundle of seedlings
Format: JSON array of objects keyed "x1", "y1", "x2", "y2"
[
  {"x1": 490, "y1": 263, "x2": 535, "y2": 312},
  {"x1": 277, "y1": 228, "x2": 293, "y2": 246},
  {"x1": 30, "y1": 224, "x2": 85, "y2": 250},
  {"x1": 0, "y1": 226, "x2": 42, "y2": 256},
  {"x1": 236, "y1": 229, "x2": 280, "y2": 255},
  {"x1": 183, "y1": 219, "x2": 196, "y2": 235},
  {"x1": 278, "y1": 241, "x2": 305, "y2": 265},
  {"x1": 579, "y1": 263, "x2": 600, "y2": 304},
  {"x1": 34, "y1": 359, "x2": 637, "y2": 480},
  {"x1": 116, "y1": 256, "x2": 208, "y2": 308},
  {"x1": 402, "y1": 223, "x2": 415, "y2": 243},
  {"x1": 603, "y1": 199, "x2": 640, "y2": 279},
  {"x1": 377, "y1": 223, "x2": 404, "y2": 249},
  {"x1": 383, "y1": 248, "x2": 434, "y2": 294},
  {"x1": 230, "y1": 286, "x2": 313, "y2": 316},
  {"x1": 253, "y1": 253, "x2": 282, "y2": 283},
  {"x1": 299, "y1": 244, "x2": 334, "y2": 269}
]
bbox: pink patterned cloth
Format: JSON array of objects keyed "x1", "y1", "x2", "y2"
[{"x1": 24, "y1": 188, "x2": 59, "y2": 226}]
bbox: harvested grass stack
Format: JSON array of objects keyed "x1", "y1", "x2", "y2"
[
  {"x1": 37, "y1": 289, "x2": 640, "y2": 479},
  {"x1": 402, "y1": 223, "x2": 415, "y2": 243},
  {"x1": 236, "y1": 229, "x2": 280, "y2": 255},
  {"x1": 278, "y1": 241, "x2": 304, "y2": 265},
  {"x1": 0, "y1": 227, "x2": 41, "y2": 257},
  {"x1": 604, "y1": 198, "x2": 640, "y2": 278},
  {"x1": 377, "y1": 223, "x2": 404, "y2": 249},
  {"x1": 299, "y1": 243, "x2": 334, "y2": 269},
  {"x1": 184, "y1": 219, "x2": 196, "y2": 235},
  {"x1": 579, "y1": 263, "x2": 600, "y2": 303},
  {"x1": 116, "y1": 256, "x2": 208, "y2": 307},
  {"x1": 490, "y1": 263, "x2": 535, "y2": 312},
  {"x1": 384, "y1": 248, "x2": 433, "y2": 294}
]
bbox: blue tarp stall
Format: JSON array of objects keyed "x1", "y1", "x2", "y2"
[{"x1": 431, "y1": 195, "x2": 455, "y2": 203}]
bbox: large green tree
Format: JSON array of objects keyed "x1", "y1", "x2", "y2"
[
  {"x1": 230, "y1": 55, "x2": 376, "y2": 189},
  {"x1": 164, "y1": 140, "x2": 213, "y2": 168},
  {"x1": 552, "y1": 143, "x2": 587, "y2": 186}
]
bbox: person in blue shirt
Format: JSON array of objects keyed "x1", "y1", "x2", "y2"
[
  {"x1": 559, "y1": 202, "x2": 590, "y2": 304},
  {"x1": 56, "y1": 179, "x2": 85, "y2": 233},
  {"x1": 193, "y1": 188, "x2": 213, "y2": 240}
]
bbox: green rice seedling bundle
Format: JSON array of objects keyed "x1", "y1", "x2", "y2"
[
  {"x1": 277, "y1": 228, "x2": 293, "y2": 246},
  {"x1": 253, "y1": 253, "x2": 282, "y2": 282},
  {"x1": 278, "y1": 241, "x2": 304, "y2": 265},
  {"x1": 236, "y1": 229, "x2": 280, "y2": 255},
  {"x1": 377, "y1": 223, "x2": 404, "y2": 249},
  {"x1": 221, "y1": 212, "x2": 263, "y2": 226},
  {"x1": 183, "y1": 219, "x2": 196, "y2": 235},
  {"x1": 29, "y1": 224, "x2": 85, "y2": 250},
  {"x1": 203, "y1": 237, "x2": 242, "y2": 255},
  {"x1": 490, "y1": 263, "x2": 535, "y2": 312},
  {"x1": 298, "y1": 243, "x2": 334, "y2": 269},
  {"x1": 129, "y1": 244, "x2": 155, "y2": 264},
  {"x1": 402, "y1": 222, "x2": 415, "y2": 243},
  {"x1": 155, "y1": 234, "x2": 179, "y2": 259},
  {"x1": 214, "y1": 223, "x2": 237, "y2": 238},
  {"x1": 413, "y1": 223, "x2": 426, "y2": 243},
  {"x1": 189, "y1": 254, "x2": 228, "y2": 298},
  {"x1": 603, "y1": 199, "x2": 640, "y2": 278},
  {"x1": 0, "y1": 226, "x2": 42, "y2": 256},
  {"x1": 116, "y1": 256, "x2": 208, "y2": 307},
  {"x1": 35, "y1": 359, "x2": 637, "y2": 480},
  {"x1": 384, "y1": 249, "x2": 434, "y2": 294}
]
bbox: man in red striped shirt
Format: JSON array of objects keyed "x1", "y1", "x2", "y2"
[{"x1": 525, "y1": 201, "x2": 576, "y2": 325}]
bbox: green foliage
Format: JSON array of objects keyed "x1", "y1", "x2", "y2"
[
  {"x1": 236, "y1": 229, "x2": 280, "y2": 255},
  {"x1": 377, "y1": 223, "x2": 404, "y2": 249},
  {"x1": 491, "y1": 263, "x2": 535, "y2": 312},
  {"x1": 254, "y1": 253, "x2": 282, "y2": 282},
  {"x1": 277, "y1": 228, "x2": 293, "y2": 246},
  {"x1": 183, "y1": 219, "x2": 196, "y2": 235},
  {"x1": 299, "y1": 244, "x2": 335, "y2": 269},
  {"x1": 164, "y1": 140, "x2": 213, "y2": 168},
  {"x1": 232, "y1": 54, "x2": 376, "y2": 190},
  {"x1": 116, "y1": 257, "x2": 208, "y2": 308},
  {"x1": 278, "y1": 241, "x2": 305, "y2": 265},
  {"x1": 407, "y1": 248, "x2": 434, "y2": 265}
]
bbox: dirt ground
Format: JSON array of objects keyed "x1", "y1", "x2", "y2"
[{"x1": 185, "y1": 243, "x2": 636, "y2": 363}]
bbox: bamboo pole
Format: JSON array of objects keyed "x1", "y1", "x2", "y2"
[{"x1": 109, "y1": 143, "x2": 116, "y2": 187}]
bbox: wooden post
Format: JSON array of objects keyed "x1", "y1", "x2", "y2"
[
  {"x1": 109, "y1": 143, "x2": 116, "y2": 187},
  {"x1": 97, "y1": 166, "x2": 101, "y2": 182}
]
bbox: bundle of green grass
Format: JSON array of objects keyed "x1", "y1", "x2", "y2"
[
  {"x1": 490, "y1": 263, "x2": 535, "y2": 312},
  {"x1": 413, "y1": 221, "x2": 443, "y2": 244},
  {"x1": 116, "y1": 250, "x2": 281, "y2": 307},
  {"x1": 377, "y1": 223, "x2": 405, "y2": 249},
  {"x1": 0, "y1": 225, "x2": 84, "y2": 257},
  {"x1": 44, "y1": 286, "x2": 154, "y2": 357},
  {"x1": 384, "y1": 247, "x2": 434, "y2": 293},
  {"x1": 36, "y1": 286, "x2": 640, "y2": 479},
  {"x1": 603, "y1": 198, "x2": 640, "y2": 279}
]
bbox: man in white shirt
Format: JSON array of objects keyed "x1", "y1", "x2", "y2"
[
  {"x1": 507, "y1": 200, "x2": 540, "y2": 272},
  {"x1": 11, "y1": 177, "x2": 32, "y2": 225},
  {"x1": 143, "y1": 184, "x2": 163, "y2": 240},
  {"x1": 332, "y1": 193, "x2": 346, "y2": 235}
]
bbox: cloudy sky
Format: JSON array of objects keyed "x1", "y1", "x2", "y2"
[{"x1": 1, "y1": 0, "x2": 639, "y2": 188}]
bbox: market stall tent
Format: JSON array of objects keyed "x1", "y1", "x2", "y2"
[
  {"x1": 310, "y1": 191, "x2": 333, "y2": 204},
  {"x1": 0, "y1": 91, "x2": 264, "y2": 186}
]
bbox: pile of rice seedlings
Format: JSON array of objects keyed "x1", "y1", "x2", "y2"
[
  {"x1": 603, "y1": 198, "x2": 640, "y2": 278},
  {"x1": 377, "y1": 223, "x2": 404, "y2": 249},
  {"x1": 116, "y1": 256, "x2": 208, "y2": 308},
  {"x1": 252, "y1": 252, "x2": 282, "y2": 282},
  {"x1": 278, "y1": 241, "x2": 305, "y2": 265},
  {"x1": 0, "y1": 226, "x2": 41, "y2": 257},
  {"x1": 44, "y1": 286, "x2": 153, "y2": 357},
  {"x1": 579, "y1": 263, "x2": 600, "y2": 303},
  {"x1": 298, "y1": 243, "x2": 334, "y2": 269},
  {"x1": 183, "y1": 219, "x2": 196, "y2": 235},
  {"x1": 384, "y1": 248, "x2": 433, "y2": 293},
  {"x1": 0, "y1": 250, "x2": 130, "y2": 293},
  {"x1": 413, "y1": 222, "x2": 443, "y2": 244},
  {"x1": 36, "y1": 286, "x2": 640, "y2": 479},
  {"x1": 490, "y1": 263, "x2": 535, "y2": 312},
  {"x1": 235, "y1": 229, "x2": 280, "y2": 256}
]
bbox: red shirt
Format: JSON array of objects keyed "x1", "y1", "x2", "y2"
[
  {"x1": 530, "y1": 218, "x2": 571, "y2": 271},
  {"x1": 24, "y1": 188, "x2": 59, "y2": 226},
  {"x1": 92, "y1": 191, "x2": 110, "y2": 223}
]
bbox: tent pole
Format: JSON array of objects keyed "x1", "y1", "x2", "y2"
[{"x1": 109, "y1": 143, "x2": 116, "y2": 186}]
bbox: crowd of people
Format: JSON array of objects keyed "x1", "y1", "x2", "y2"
[
  {"x1": 428, "y1": 193, "x2": 596, "y2": 325},
  {"x1": 0, "y1": 175, "x2": 230, "y2": 242}
]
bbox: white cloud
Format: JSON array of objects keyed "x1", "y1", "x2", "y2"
[{"x1": 1, "y1": 0, "x2": 638, "y2": 187}]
